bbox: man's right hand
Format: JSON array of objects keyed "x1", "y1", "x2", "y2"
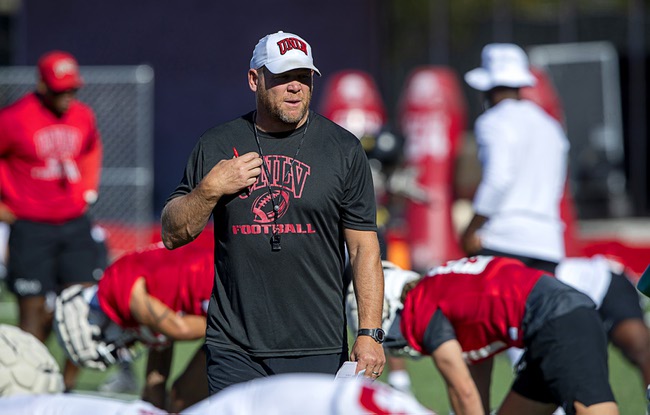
[
  {"x1": 161, "y1": 151, "x2": 263, "y2": 250},
  {"x1": 200, "y1": 151, "x2": 263, "y2": 199}
]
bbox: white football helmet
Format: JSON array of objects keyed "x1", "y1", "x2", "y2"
[
  {"x1": 346, "y1": 261, "x2": 422, "y2": 357},
  {"x1": 54, "y1": 284, "x2": 139, "y2": 371},
  {"x1": 0, "y1": 324, "x2": 64, "y2": 396}
]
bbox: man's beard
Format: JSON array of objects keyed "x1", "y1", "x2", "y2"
[{"x1": 258, "y1": 89, "x2": 311, "y2": 125}]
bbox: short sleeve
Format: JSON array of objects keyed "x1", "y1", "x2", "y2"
[
  {"x1": 340, "y1": 142, "x2": 377, "y2": 231},
  {"x1": 422, "y1": 308, "x2": 456, "y2": 354},
  {"x1": 165, "y1": 139, "x2": 207, "y2": 205}
]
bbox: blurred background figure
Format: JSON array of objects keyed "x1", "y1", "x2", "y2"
[
  {"x1": 0, "y1": 50, "x2": 104, "y2": 391},
  {"x1": 555, "y1": 255, "x2": 650, "y2": 392},
  {"x1": 396, "y1": 66, "x2": 467, "y2": 272},
  {"x1": 54, "y1": 237, "x2": 214, "y2": 412},
  {"x1": 504, "y1": 254, "x2": 650, "y2": 414},
  {"x1": 460, "y1": 43, "x2": 569, "y2": 275}
]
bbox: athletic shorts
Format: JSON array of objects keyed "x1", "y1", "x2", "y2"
[
  {"x1": 7, "y1": 215, "x2": 101, "y2": 297},
  {"x1": 512, "y1": 307, "x2": 615, "y2": 414},
  {"x1": 204, "y1": 343, "x2": 347, "y2": 395},
  {"x1": 598, "y1": 271, "x2": 644, "y2": 335}
]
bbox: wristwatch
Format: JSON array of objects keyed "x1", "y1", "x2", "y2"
[{"x1": 357, "y1": 328, "x2": 386, "y2": 344}]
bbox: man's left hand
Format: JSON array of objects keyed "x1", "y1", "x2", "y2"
[{"x1": 350, "y1": 335, "x2": 385, "y2": 379}]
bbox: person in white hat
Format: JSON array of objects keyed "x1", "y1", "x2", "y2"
[
  {"x1": 460, "y1": 43, "x2": 570, "y2": 275},
  {"x1": 161, "y1": 31, "x2": 386, "y2": 394}
]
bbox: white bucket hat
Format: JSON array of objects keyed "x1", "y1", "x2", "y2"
[
  {"x1": 250, "y1": 31, "x2": 321, "y2": 76},
  {"x1": 464, "y1": 43, "x2": 535, "y2": 91}
]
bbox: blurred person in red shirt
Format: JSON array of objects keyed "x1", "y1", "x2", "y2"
[
  {"x1": 54, "y1": 240, "x2": 214, "y2": 412},
  {"x1": 0, "y1": 49, "x2": 102, "y2": 386}
]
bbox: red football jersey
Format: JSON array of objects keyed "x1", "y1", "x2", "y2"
[
  {"x1": 0, "y1": 93, "x2": 102, "y2": 222},
  {"x1": 97, "y1": 242, "x2": 214, "y2": 328},
  {"x1": 401, "y1": 256, "x2": 543, "y2": 363}
]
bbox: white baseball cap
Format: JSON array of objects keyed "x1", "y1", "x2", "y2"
[
  {"x1": 250, "y1": 31, "x2": 321, "y2": 76},
  {"x1": 464, "y1": 43, "x2": 536, "y2": 91}
]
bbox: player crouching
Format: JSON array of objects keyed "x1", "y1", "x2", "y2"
[{"x1": 349, "y1": 257, "x2": 619, "y2": 415}]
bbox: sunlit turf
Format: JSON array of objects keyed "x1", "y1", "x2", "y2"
[{"x1": 1, "y1": 286, "x2": 646, "y2": 413}]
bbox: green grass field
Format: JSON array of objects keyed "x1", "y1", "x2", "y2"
[{"x1": 1, "y1": 286, "x2": 646, "y2": 413}]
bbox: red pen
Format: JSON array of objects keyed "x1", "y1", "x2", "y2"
[{"x1": 233, "y1": 147, "x2": 250, "y2": 195}]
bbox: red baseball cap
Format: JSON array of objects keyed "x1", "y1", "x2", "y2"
[{"x1": 37, "y1": 51, "x2": 83, "y2": 92}]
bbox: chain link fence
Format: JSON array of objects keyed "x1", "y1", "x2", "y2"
[{"x1": 0, "y1": 65, "x2": 155, "y2": 257}]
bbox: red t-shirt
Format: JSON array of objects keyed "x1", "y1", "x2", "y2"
[
  {"x1": 401, "y1": 256, "x2": 543, "y2": 363},
  {"x1": 97, "y1": 242, "x2": 214, "y2": 328},
  {"x1": 0, "y1": 93, "x2": 102, "y2": 222}
]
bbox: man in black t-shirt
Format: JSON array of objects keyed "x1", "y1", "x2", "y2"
[{"x1": 161, "y1": 31, "x2": 386, "y2": 394}]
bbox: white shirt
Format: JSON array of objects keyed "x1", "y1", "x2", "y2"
[
  {"x1": 473, "y1": 99, "x2": 569, "y2": 262},
  {"x1": 0, "y1": 394, "x2": 165, "y2": 415},
  {"x1": 183, "y1": 373, "x2": 435, "y2": 415},
  {"x1": 0, "y1": 374, "x2": 434, "y2": 415},
  {"x1": 555, "y1": 255, "x2": 613, "y2": 308}
]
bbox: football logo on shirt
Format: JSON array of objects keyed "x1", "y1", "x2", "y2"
[
  {"x1": 252, "y1": 187, "x2": 290, "y2": 223},
  {"x1": 249, "y1": 155, "x2": 310, "y2": 224},
  {"x1": 231, "y1": 154, "x2": 318, "y2": 237}
]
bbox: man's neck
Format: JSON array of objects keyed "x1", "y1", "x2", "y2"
[
  {"x1": 488, "y1": 88, "x2": 520, "y2": 107},
  {"x1": 254, "y1": 110, "x2": 310, "y2": 133},
  {"x1": 35, "y1": 92, "x2": 65, "y2": 118}
]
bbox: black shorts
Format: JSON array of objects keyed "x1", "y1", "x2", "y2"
[
  {"x1": 512, "y1": 307, "x2": 615, "y2": 414},
  {"x1": 598, "y1": 271, "x2": 644, "y2": 335},
  {"x1": 204, "y1": 343, "x2": 347, "y2": 394},
  {"x1": 7, "y1": 215, "x2": 101, "y2": 297},
  {"x1": 476, "y1": 248, "x2": 558, "y2": 274}
]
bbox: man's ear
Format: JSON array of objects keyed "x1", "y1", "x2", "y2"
[{"x1": 248, "y1": 69, "x2": 260, "y2": 92}]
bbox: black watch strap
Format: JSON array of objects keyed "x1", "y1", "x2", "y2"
[{"x1": 357, "y1": 328, "x2": 385, "y2": 344}]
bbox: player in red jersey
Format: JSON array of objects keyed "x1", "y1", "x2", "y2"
[
  {"x1": 0, "y1": 50, "x2": 102, "y2": 375},
  {"x1": 397, "y1": 255, "x2": 618, "y2": 415},
  {"x1": 54, "y1": 241, "x2": 214, "y2": 412}
]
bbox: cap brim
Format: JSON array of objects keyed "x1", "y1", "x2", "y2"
[
  {"x1": 265, "y1": 59, "x2": 321, "y2": 77},
  {"x1": 46, "y1": 77, "x2": 84, "y2": 93},
  {"x1": 464, "y1": 68, "x2": 492, "y2": 91},
  {"x1": 465, "y1": 67, "x2": 536, "y2": 91}
]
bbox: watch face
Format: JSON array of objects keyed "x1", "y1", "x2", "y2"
[{"x1": 375, "y1": 328, "x2": 386, "y2": 342}]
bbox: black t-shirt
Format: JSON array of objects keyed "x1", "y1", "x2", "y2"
[{"x1": 167, "y1": 111, "x2": 377, "y2": 356}]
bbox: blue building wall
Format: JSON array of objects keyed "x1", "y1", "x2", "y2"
[{"x1": 13, "y1": 1, "x2": 380, "y2": 214}]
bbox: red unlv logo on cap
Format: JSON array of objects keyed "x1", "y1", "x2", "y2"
[
  {"x1": 53, "y1": 59, "x2": 78, "y2": 79},
  {"x1": 276, "y1": 38, "x2": 308, "y2": 56}
]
